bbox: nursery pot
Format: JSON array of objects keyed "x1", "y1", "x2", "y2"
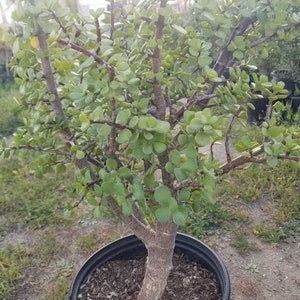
[{"x1": 68, "y1": 233, "x2": 231, "y2": 300}]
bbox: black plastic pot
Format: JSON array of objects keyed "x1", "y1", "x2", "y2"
[
  {"x1": 68, "y1": 233, "x2": 231, "y2": 300},
  {"x1": 291, "y1": 96, "x2": 300, "y2": 114},
  {"x1": 247, "y1": 97, "x2": 269, "y2": 124}
]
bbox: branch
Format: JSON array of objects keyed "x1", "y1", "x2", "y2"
[
  {"x1": 91, "y1": 120, "x2": 131, "y2": 130},
  {"x1": 225, "y1": 109, "x2": 241, "y2": 163},
  {"x1": 213, "y1": 15, "x2": 258, "y2": 78},
  {"x1": 220, "y1": 145, "x2": 264, "y2": 174},
  {"x1": 108, "y1": 196, "x2": 155, "y2": 240},
  {"x1": 2, "y1": 144, "x2": 72, "y2": 157},
  {"x1": 250, "y1": 23, "x2": 300, "y2": 48},
  {"x1": 58, "y1": 39, "x2": 114, "y2": 73},
  {"x1": 51, "y1": 10, "x2": 68, "y2": 36},
  {"x1": 152, "y1": 0, "x2": 168, "y2": 120},
  {"x1": 33, "y1": 19, "x2": 98, "y2": 180},
  {"x1": 95, "y1": 16, "x2": 101, "y2": 55}
]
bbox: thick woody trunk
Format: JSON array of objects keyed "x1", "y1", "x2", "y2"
[{"x1": 136, "y1": 221, "x2": 177, "y2": 300}]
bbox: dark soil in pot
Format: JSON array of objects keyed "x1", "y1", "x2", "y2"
[
  {"x1": 78, "y1": 252, "x2": 221, "y2": 300},
  {"x1": 69, "y1": 233, "x2": 230, "y2": 300}
]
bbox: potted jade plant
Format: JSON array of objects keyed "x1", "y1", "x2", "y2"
[{"x1": 2, "y1": 0, "x2": 300, "y2": 299}]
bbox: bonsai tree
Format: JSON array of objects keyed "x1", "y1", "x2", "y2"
[{"x1": 2, "y1": 0, "x2": 300, "y2": 299}]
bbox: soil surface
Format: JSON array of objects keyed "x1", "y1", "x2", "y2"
[{"x1": 78, "y1": 254, "x2": 221, "y2": 300}]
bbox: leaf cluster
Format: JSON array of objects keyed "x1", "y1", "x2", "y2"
[{"x1": 1, "y1": 0, "x2": 300, "y2": 229}]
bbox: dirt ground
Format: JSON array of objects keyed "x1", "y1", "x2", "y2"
[
  {"x1": 1, "y1": 142, "x2": 299, "y2": 300},
  {"x1": 2, "y1": 208, "x2": 299, "y2": 300}
]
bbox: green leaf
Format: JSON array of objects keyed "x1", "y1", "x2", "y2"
[
  {"x1": 81, "y1": 56, "x2": 94, "y2": 69},
  {"x1": 264, "y1": 143, "x2": 274, "y2": 156},
  {"x1": 106, "y1": 158, "x2": 118, "y2": 170},
  {"x1": 165, "y1": 162, "x2": 175, "y2": 173},
  {"x1": 79, "y1": 113, "x2": 89, "y2": 123},
  {"x1": 268, "y1": 127, "x2": 283, "y2": 139},
  {"x1": 116, "y1": 61, "x2": 130, "y2": 72},
  {"x1": 267, "y1": 156, "x2": 278, "y2": 167},
  {"x1": 2, "y1": 143, "x2": 11, "y2": 154},
  {"x1": 76, "y1": 150, "x2": 85, "y2": 159},
  {"x1": 153, "y1": 141, "x2": 167, "y2": 154},
  {"x1": 178, "y1": 188, "x2": 191, "y2": 202},
  {"x1": 155, "y1": 206, "x2": 171, "y2": 222},
  {"x1": 87, "y1": 197, "x2": 98, "y2": 206},
  {"x1": 63, "y1": 209, "x2": 72, "y2": 219},
  {"x1": 56, "y1": 164, "x2": 66, "y2": 175},
  {"x1": 182, "y1": 159, "x2": 197, "y2": 173},
  {"x1": 133, "y1": 179, "x2": 145, "y2": 200},
  {"x1": 116, "y1": 109, "x2": 131, "y2": 124},
  {"x1": 172, "y1": 24, "x2": 187, "y2": 34},
  {"x1": 94, "y1": 206, "x2": 101, "y2": 220},
  {"x1": 178, "y1": 134, "x2": 188, "y2": 145},
  {"x1": 129, "y1": 116, "x2": 139, "y2": 128},
  {"x1": 116, "y1": 129, "x2": 132, "y2": 143},
  {"x1": 195, "y1": 132, "x2": 212, "y2": 146},
  {"x1": 119, "y1": 167, "x2": 131, "y2": 178},
  {"x1": 154, "y1": 186, "x2": 172, "y2": 203},
  {"x1": 101, "y1": 181, "x2": 116, "y2": 194},
  {"x1": 174, "y1": 168, "x2": 187, "y2": 181},
  {"x1": 169, "y1": 150, "x2": 181, "y2": 165},
  {"x1": 94, "y1": 184, "x2": 102, "y2": 197},
  {"x1": 122, "y1": 199, "x2": 132, "y2": 216},
  {"x1": 155, "y1": 121, "x2": 170, "y2": 133},
  {"x1": 173, "y1": 208, "x2": 188, "y2": 225}
]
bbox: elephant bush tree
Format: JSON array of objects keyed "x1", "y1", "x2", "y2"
[{"x1": 2, "y1": 0, "x2": 300, "y2": 299}]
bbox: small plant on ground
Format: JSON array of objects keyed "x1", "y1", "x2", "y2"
[
  {"x1": 0, "y1": 85, "x2": 22, "y2": 138},
  {"x1": 0, "y1": 151, "x2": 73, "y2": 230},
  {"x1": 230, "y1": 228, "x2": 257, "y2": 253},
  {"x1": 0, "y1": 245, "x2": 33, "y2": 299}
]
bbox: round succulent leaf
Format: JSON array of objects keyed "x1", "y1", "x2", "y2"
[
  {"x1": 172, "y1": 207, "x2": 188, "y2": 226},
  {"x1": 169, "y1": 150, "x2": 181, "y2": 165},
  {"x1": 153, "y1": 141, "x2": 167, "y2": 154},
  {"x1": 116, "y1": 109, "x2": 131, "y2": 124},
  {"x1": 195, "y1": 132, "x2": 213, "y2": 147},
  {"x1": 132, "y1": 179, "x2": 145, "y2": 200},
  {"x1": 122, "y1": 198, "x2": 133, "y2": 216},
  {"x1": 118, "y1": 167, "x2": 132, "y2": 178},
  {"x1": 155, "y1": 120, "x2": 170, "y2": 134},
  {"x1": 116, "y1": 129, "x2": 132, "y2": 144},
  {"x1": 76, "y1": 150, "x2": 85, "y2": 159},
  {"x1": 178, "y1": 188, "x2": 191, "y2": 202},
  {"x1": 106, "y1": 158, "x2": 118, "y2": 171},
  {"x1": 174, "y1": 168, "x2": 188, "y2": 181},
  {"x1": 155, "y1": 206, "x2": 171, "y2": 223},
  {"x1": 154, "y1": 185, "x2": 172, "y2": 203}
]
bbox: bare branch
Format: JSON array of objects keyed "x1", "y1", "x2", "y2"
[
  {"x1": 225, "y1": 109, "x2": 241, "y2": 163},
  {"x1": 91, "y1": 120, "x2": 131, "y2": 130},
  {"x1": 58, "y1": 39, "x2": 114, "y2": 73},
  {"x1": 152, "y1": 0, "x2": 168, "y2": 120},
  {"x1": 33, "y1": 18, "x2": 98, "y2": 180}
]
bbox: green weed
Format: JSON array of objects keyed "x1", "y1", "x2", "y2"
[
  {"x1": 182, "y1": 198, "x2": 230, "y2": 238},
  {"x1": 0, "y1": 245, "x2": 33, "y2": 299},
  {"x1": 252, "y1": 223, "x2": 286, "y2": 244},
  {"x1": 0, "y1": 151, "x2": 73, "y2": 229},
  {"x1": 0, "y1": 85, "x2": 22, "y2": 138},
  {"x1": 230, "y1": 228, "x2": 257, "y2": 253}
]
